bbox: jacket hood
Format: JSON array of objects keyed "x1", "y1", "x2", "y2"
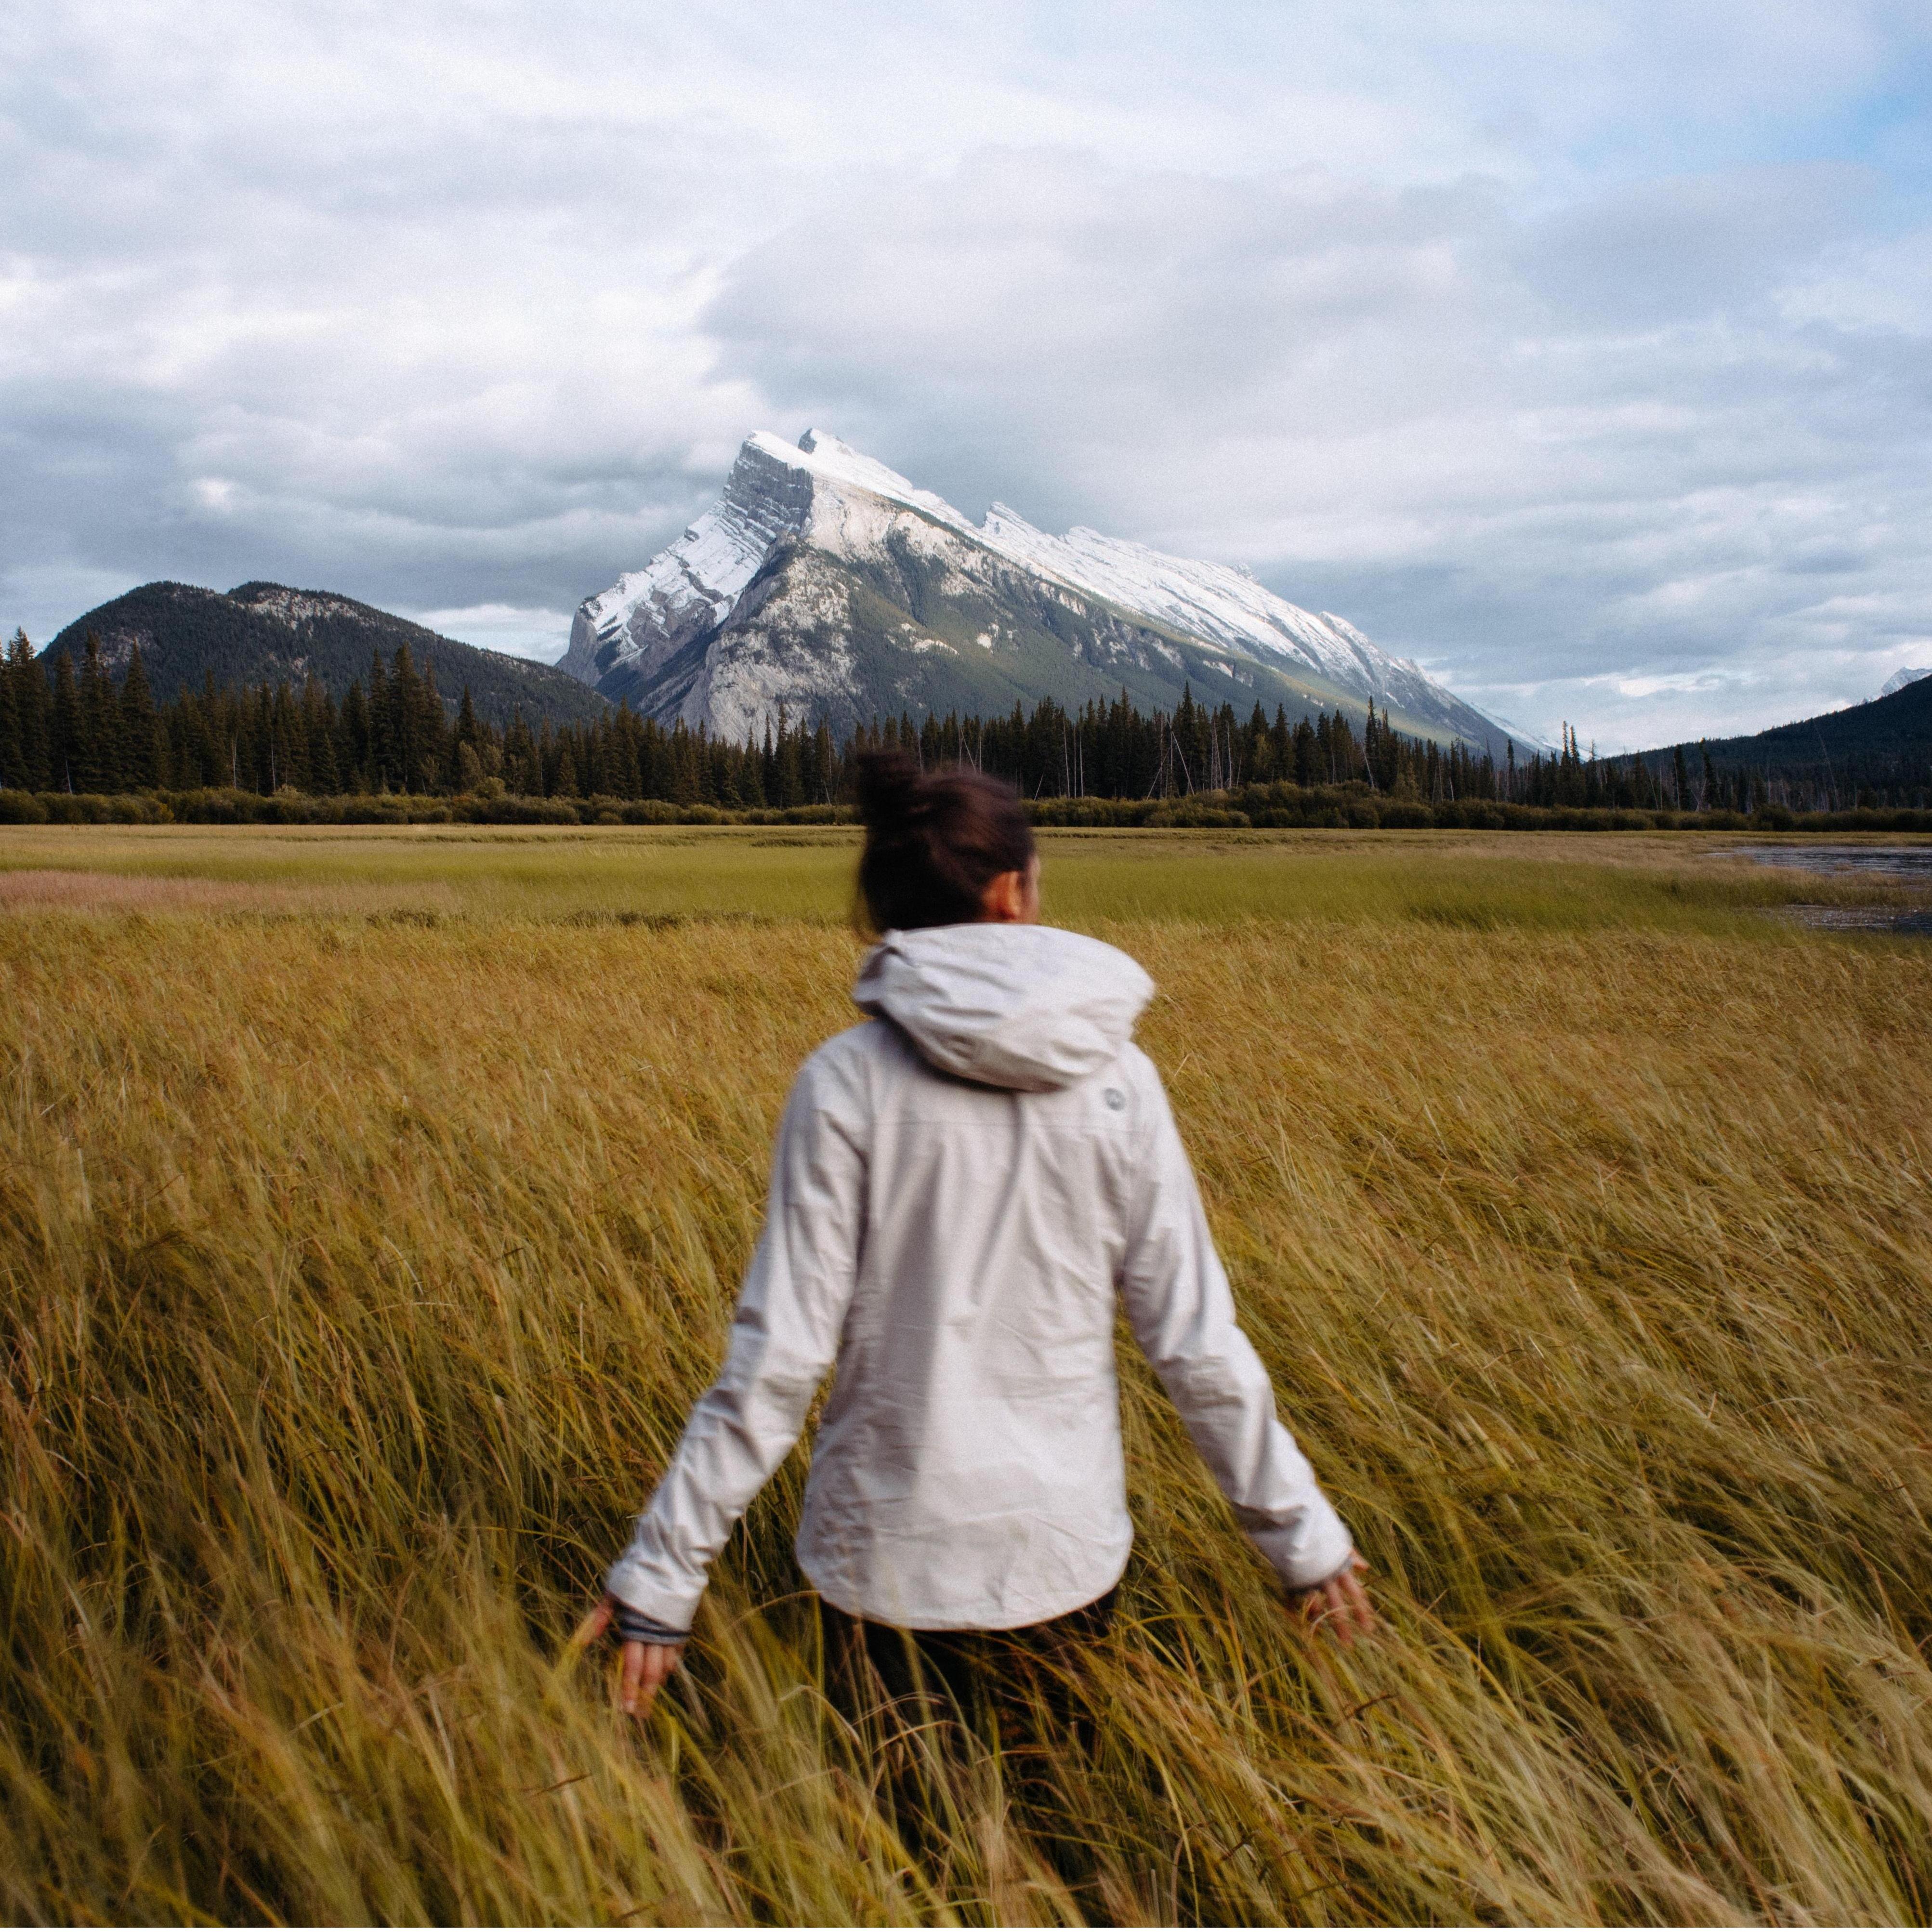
[{"x1": 853, "y1": 923, "x2": 1155, "y2": 1092}]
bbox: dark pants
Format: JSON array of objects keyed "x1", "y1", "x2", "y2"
[
  {"x1": 821, "y1": 1586, "x2": 1118, "y2": 1731},
  {"x1": 820, "y1": 1587, "x2": 1117, "y2": 1891},
  {"x1": 821, "y1": 1585, "x2": 1117, "y2": 1882}
]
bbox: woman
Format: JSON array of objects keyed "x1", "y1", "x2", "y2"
[{"x1": 586, "y1": 752, "x2": 1371, "y2": 1716}]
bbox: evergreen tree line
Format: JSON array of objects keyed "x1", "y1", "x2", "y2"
[
  {"x1": 1, "y1": 632, "x2": 489, "y2": 798},
  {"x1": 1526, "y1": 725, "x2": 1930, "y2": 815},
  {"x1": 4, "y1": 629, "x2": 1925, "y2": 813}
]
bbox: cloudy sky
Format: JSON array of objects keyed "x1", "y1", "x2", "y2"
[{"x1": 4, "y1": 1, "x2": 1930, "y2": 746}]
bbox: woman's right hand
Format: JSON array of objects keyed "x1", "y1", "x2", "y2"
[
  {"x1": 1290, "y1": 1552, "x2": 1374, "y2": 1646},
  {"x1": 618, "y1": 1639, "x2": 685, "y2": 1716},
  {"x1": 577, "y1": 1594, "x2": 686, "y2": 1715}
]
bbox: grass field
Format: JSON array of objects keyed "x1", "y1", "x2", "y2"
[{"x1": 3, "y1": 827, "x2": 1931, "y2": 1924}]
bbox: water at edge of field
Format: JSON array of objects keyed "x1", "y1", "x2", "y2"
[
  {"x1": 1726, "y1": 844, "x2": 1932, "y2": 879},
  {"x1": 1721, "y1": 844, "x2": 1932, "y2": 934}
]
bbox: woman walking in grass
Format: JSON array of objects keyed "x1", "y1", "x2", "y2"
[{"x1": 586, "y1": 751, "x2": 1371, "y2": 1717}]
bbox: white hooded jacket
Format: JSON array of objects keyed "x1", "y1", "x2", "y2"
[{"x1": 606, "y1": 922, "x2": 1354, "y2": 1634}]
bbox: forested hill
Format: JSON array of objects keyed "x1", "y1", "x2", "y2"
[
  {"x1": 1640, "y1": 673, "x2": 1932, "y2": 809},
  {"x1": 41, "y1": 582, "x2": 607, "y2": 728}
]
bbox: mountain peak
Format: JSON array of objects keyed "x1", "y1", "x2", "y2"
[
  {"x1": 564, "y1": 430, "x2": 1519, "y2": 751},
  {"x1": 1879, "y1": 665, "x2": 1932, "y2": 699},
  {"x1": 227, "y1": 582, "x2": 374, "y2": 629},
  {"x1": 796, "y1": 427, "x2": 857, "y2": 460},
  {"x1": 981, "y1": 502, "x2": 1041, "y2": 539},
  {"x1": 744, "y1": 427, "x2": 960, "y2": 528}
]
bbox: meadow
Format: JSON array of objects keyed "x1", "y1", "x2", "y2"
[{"x1": 2, "y1": 825, "x2": 1930, "y2": 1924}]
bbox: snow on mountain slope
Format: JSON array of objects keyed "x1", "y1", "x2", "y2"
[
  {"x1": 1878, "y1": 666, "x2": 1932, "y2": 699},
  {"x1": 567, "y1": 430, "x2": 1520, "y2": 750},
  {"x1": 973, "y1": 506, "x2": 1470, "y2": 730},
  {"x1": 559, "y1": 433, "x2": 813, "y2": 692}
]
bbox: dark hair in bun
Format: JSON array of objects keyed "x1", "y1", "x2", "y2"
[{"x1": 855, "y1": 750, "x2": 1035, "y2": 932}]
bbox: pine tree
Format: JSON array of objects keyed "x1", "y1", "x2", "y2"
[
  {"x1": 119, "y1": 645, "x2": 159, "y2": 789},
  {"x1": 1170, "y1": 686, "x2": 1199, "y2": 793},
  {"x1": 250, "y1": 686, "x2": 276, "y2": 791},
  {"x1": 367, "y1": 653, "x2": 393, "y2": 789},
  {"x1": 412, "y1": 652, "x2": 448, "y2": 791},
  {"x1": 78, "y1": 633, "x2": 120, "y2": 791},
  {"x1": 388, "y1": 647, "x2": 423, "y2": 791},
  {"x1": 613, "y1": 707, "x2": 643, "y2": 799},
  {"x1": 334, "y1": 681, "x2": 366, "y2": 789},
  {"x1": 503, "y1": 712, "x2": 537, "y2": 796},
  {"x1": 454, "y1": 685, "x2": 480, "y2": 772},
  {"x1": 580, "y1": 715, "x2": 606, "y2": 797},
  {"x1": 730, "y1": 730, "x2": 764, "y2": 806},
  {"x1": 779, "y1": 707, "x2": 805, "y2": 807},
  {"x1": 49, "y1": 650, "x2": 80, "y2": 791},
  {"x1": 812, "y1": 721, "x2": 835, "y2": 802},
  {"x1": 1292, "y1": 715, "x2": 1316, "y2": 788},
  {"x1": 0, "y1": 636, "x2": 20, "y2": 791},
  {"x1": 668, "y1": 723, "x2": 698, "y2": 803},
  {"x1": 200, "y1": 670, "x2": 233, "y2": 789},
  {"x1": 167, "y1": 675, "x2": 204, "y2": 788},
  {"x1": 271, "y1": 682, "x2": 308, "y2": 791},
  {"x1": 10, "y1": 632, "x2": 50, "y2": 789},
  {"x1": 303, "y1": 679, "x2": 340, "y2": 794},
  {"x1": 1240, "y1": 702, "x2": 1271, "y2": 783}
]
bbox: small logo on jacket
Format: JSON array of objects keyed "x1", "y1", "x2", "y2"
[{"x1": 1103, "y1": 1088, "x2": 1125, "y2": 1111}]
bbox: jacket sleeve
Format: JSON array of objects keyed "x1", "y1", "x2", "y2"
[
  {"x1": 605, "y1": 1050, "x2": 867, "y2": 1633},
  {"x1": 1117, "y1": 1063, "x2": 1356, "y2": 1591}
]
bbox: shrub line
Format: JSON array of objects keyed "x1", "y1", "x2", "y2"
[{"x1": 2, "y1": 783, "x2": 1930, "y2": 835}]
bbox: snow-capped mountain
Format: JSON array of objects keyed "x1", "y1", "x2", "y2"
[
  {"x1": 564, "y1": 430, "x2": 1520, "y2": 751},
  {"x1": 1878, "y1": 666, "x2": 1932, "y2": 699}
]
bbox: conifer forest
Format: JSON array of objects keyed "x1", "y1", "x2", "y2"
[{"x1": 7, "y1": 630, "x2": 1925, "y2": 820}]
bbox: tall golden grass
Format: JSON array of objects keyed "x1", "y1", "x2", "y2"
[{"x1": 2, "y1": 829, "x2": 1930, "y2": 1923}]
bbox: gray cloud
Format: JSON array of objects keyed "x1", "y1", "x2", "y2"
[
  {"x1": 2, "y1": 0, "x2": 1930, "y2": 736},
  {"x1": 1519, "y1": 165, "x2": 1871, "y2": 327}
]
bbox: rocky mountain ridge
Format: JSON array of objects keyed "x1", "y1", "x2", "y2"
[
  {"x1": 1878, "y1": 666, "x2": 1932, "y2": 699},
  {"x1": 44, "y1": 581, "x2": 608, "y2": 727},
  {"x1": 565, "y1": 431, "x2": 1523, "y2": 750}
]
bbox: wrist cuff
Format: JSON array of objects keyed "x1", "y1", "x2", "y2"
[{"x1": 612, "y1": 1603, "x2": 689, "y2": 1645}]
